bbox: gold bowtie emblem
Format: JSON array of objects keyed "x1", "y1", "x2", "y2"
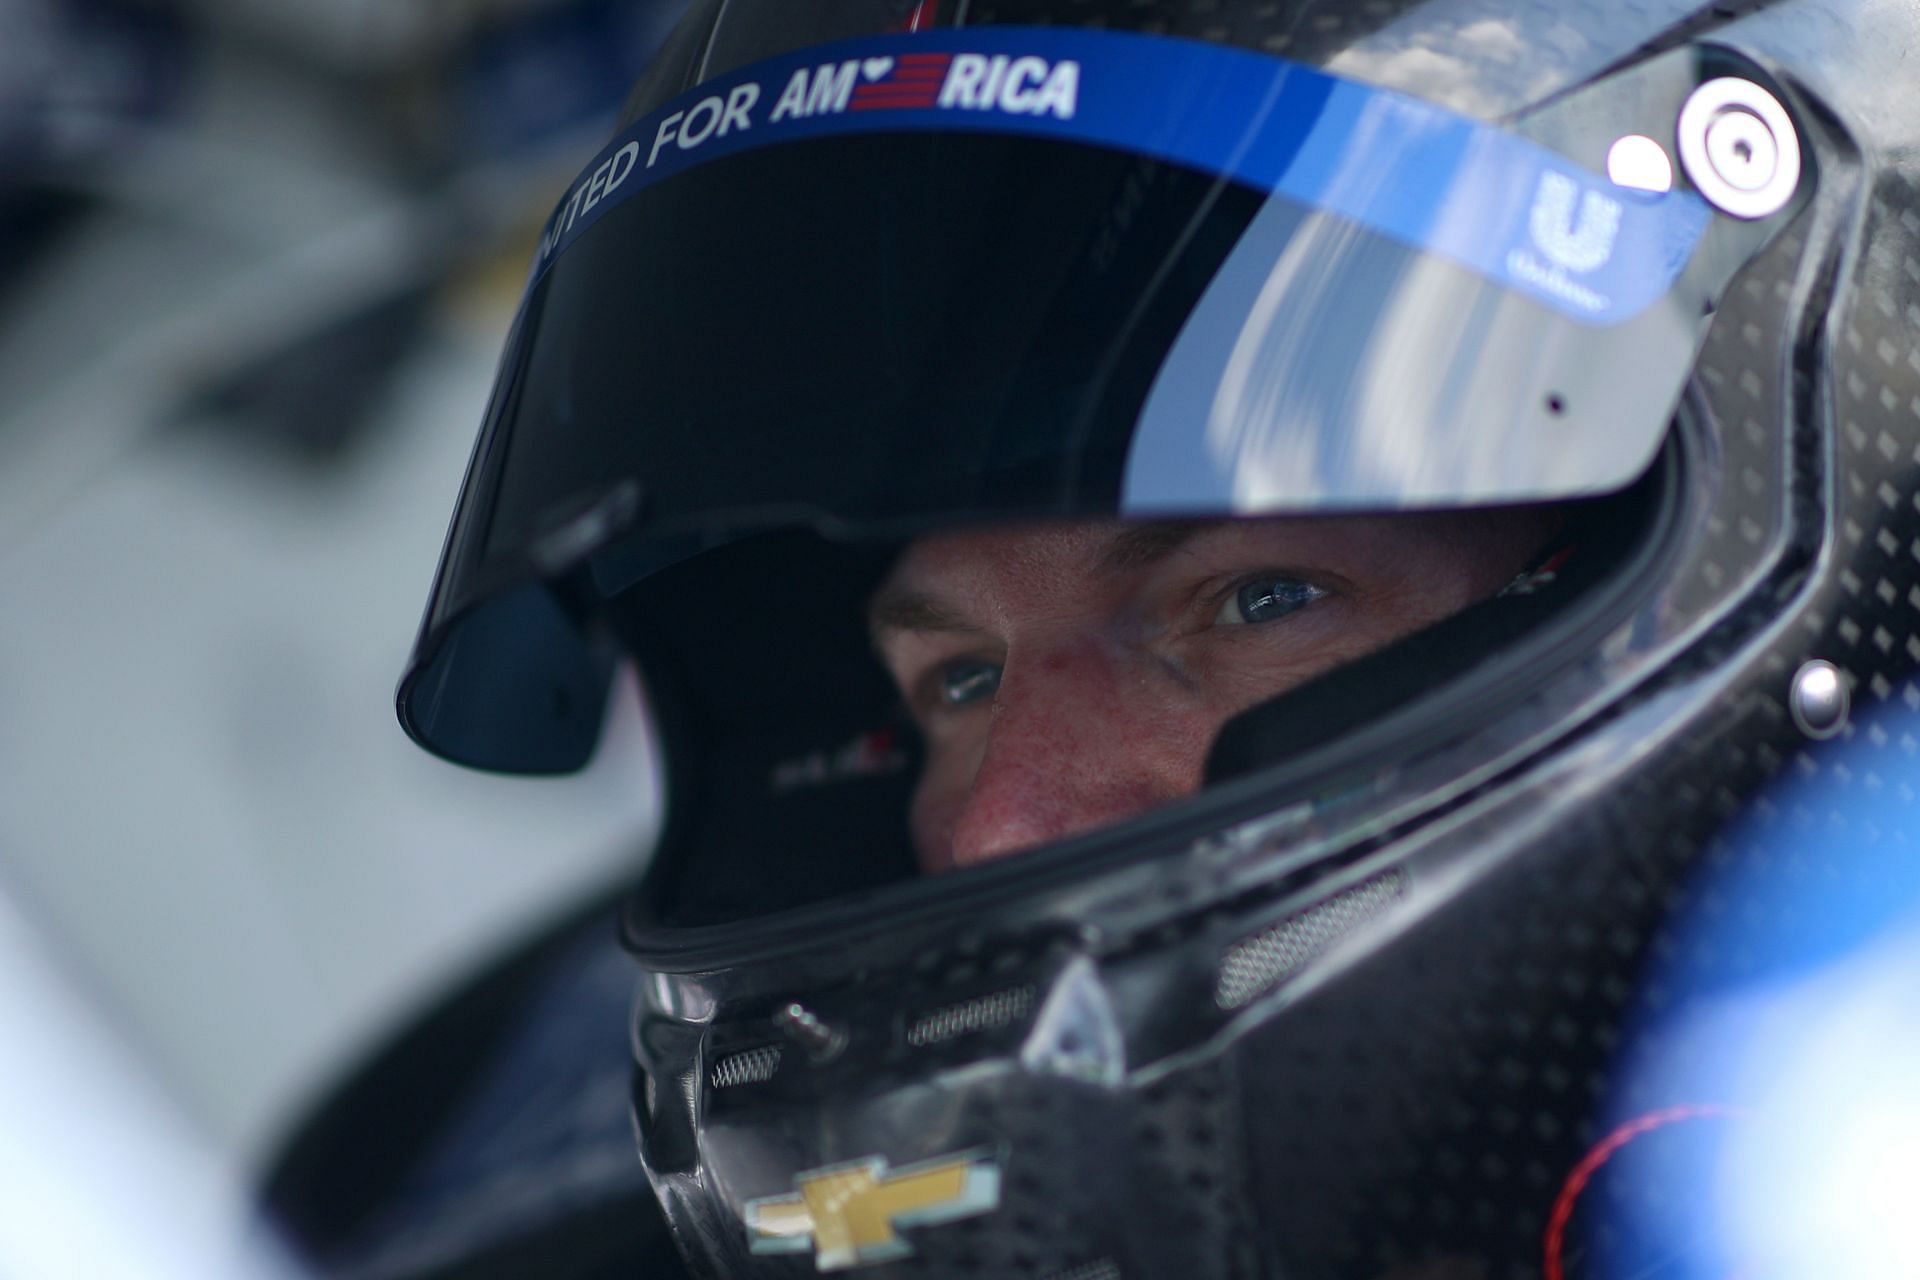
[{"x1": 744, "y1": 1150, "x2": 1002, "y2": 1271}]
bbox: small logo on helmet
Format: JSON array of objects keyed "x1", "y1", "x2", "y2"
[
  {"x1": 770, "y1": 727, "x2": 907, "y2": 794},
  {"x1": 744, "y1": 1150, "x2": 1002, "y2": 1271},
  {"x1": 1505, "y1": 170, "x2": 1623, "y2": 314},
  {"x1": 1528, "y1": 170, "x2": 1622, "y2": 274}
]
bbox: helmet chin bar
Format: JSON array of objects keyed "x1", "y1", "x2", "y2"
[{"x1": 630, "y1": 706, "x2": 1719, "y2": 1279}]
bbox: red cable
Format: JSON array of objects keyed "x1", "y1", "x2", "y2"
[{"x1": 1544, "y1": 1103, "x2": 1740, "y2": 1280}]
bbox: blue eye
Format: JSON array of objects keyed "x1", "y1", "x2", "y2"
[
  {"x1": 940, "y1": 660, "x2": 1002, "y2": 706},
  {"x1": 1217, "y1": 577, "x2": 1327, "y2": 625}
]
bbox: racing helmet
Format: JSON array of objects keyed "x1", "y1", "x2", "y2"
[{"x1": 397, "y1": 0, "x2": 1920, "y2": 1275}]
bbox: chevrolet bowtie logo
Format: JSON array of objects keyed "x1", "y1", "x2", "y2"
[{"x1": 744, "y1": 1150, "x2": 1002, "y2": 1271}]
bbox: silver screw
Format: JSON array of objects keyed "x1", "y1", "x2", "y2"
[
  {"x1": 1789, "y1": 659, "x2": 1848, "y2": 740},
  {"x1": 1677, "y1": 78, "x2": 1801, "y2": 219},
  {"x1": 773, "y1": 1001, "x2": 848, "y2": 1061},
  {"x1": 1704, "y1": 110, "x2": 1778, "y2": 192}
]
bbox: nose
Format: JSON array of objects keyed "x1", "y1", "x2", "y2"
[{"x1": 944, "y1": 640, "x2": 1196, "y2": 868}]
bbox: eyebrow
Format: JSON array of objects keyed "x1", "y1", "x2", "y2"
[
  {"x1": 867, "y1": 587, "x2": 978, "y2": 639},
  {"x1": 1095, "y1": 520, "x2": 1210, "y2": 572},
  {"x1": 868, "y1": 521, "x2": 1215, "y2": 640}
]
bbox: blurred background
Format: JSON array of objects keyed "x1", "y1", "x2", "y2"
[{"x1": 0, "y1": 0, "x2": 688, "y2": 1272}]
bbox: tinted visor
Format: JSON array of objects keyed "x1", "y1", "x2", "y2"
[{"x1": 399, "y1": 29, "x2": 1799, "y2": 773}]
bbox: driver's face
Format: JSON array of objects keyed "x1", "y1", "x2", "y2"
[{"x1": 870, "y1": 511, "x2": 1557, "y2": 872}]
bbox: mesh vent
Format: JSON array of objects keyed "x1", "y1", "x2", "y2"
[
  {"x1": 1044, "y1": 1260, "x2": 1121, "y2": 1280},
  {"x1": 905, "y1": 984, "x2": 1037, "y2": 1047},
  {"x1": 710, "y1": 1043, "x2": 782, "y2": 1089},
  {"x1": 1216, "y1": 871, "x2": 1407, "y2": 1010}
]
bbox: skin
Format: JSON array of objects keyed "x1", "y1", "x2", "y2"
[{"x1": 870, "y1": 510, "x2": 1560, "y2": 873}]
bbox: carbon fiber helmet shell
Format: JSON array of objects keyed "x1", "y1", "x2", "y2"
[{"x1": 395, "y1": 0, "x2": 1920, "y2": 1276}]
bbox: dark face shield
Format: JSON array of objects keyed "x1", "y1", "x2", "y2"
[{"x1": 397, "y1": 26, "x2": 1802, "y2": 815}]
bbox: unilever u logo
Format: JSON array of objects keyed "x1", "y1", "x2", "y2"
[{"x1": 1529, "y1": 170, "x2": 1622, "y2": 274}]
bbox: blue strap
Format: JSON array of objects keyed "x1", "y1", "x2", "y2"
[{"x1": 531, "y1": 27, "x2": 1708, "y2": 325}]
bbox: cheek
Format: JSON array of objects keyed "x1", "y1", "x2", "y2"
[{"x1": 1178, "y1": 621, "x2": 1375, "y2": 718}]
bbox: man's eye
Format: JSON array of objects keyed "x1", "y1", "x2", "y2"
[
  {"x1": 1215, "y1": 576, "x2": 1328, "y2": 626},
  {"x1": 939, "y1": 659, "x2": 1002, "y2": 707}
]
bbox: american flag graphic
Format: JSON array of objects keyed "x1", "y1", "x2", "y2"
[{"x1": 851, "y1": 52, "x2": 954, "y2": 112}]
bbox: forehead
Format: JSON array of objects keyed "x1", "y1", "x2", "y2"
[
  {"x1": 868, "y1": 520, "x2": 1183, "y2": 636},
  {"x1": 876, "y1": 518, "x2": 1216, "y2": 612},
  {"x1": 882, "y1": 514, "x2": 1423, "y2": 589},
  {"x1": 888, "y1": 519, "x2": 1189, "y2": 581}
]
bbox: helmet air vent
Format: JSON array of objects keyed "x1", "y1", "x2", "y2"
[
  {"x1": 905, "y1": 984, "x2": 1038, "y2": 1048},
  {"x1": 1215, "y1": 870, "x2": 1407, "y2": 1010},
  {"x1": 1043, "y1": 1259, "x2": 1122, "y2": 1280},
  {"x1": 709, "y1": 1043, "x2": 783, "y2": 1089}
]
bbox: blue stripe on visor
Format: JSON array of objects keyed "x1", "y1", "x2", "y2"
[{"x1": 531, "y1": 27, "x2": 1709, "y2": 326}]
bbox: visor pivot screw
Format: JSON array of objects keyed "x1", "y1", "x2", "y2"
[
  {"x1": 1677, "y1": 78, "x2": 1801, "y2": 219},
  {"x1": 774, "y1": 1002, "x2": 848, "y2": 1062},
  {"x1": 1790, "y1": 659, "x2": 1849, "y2": 740}
]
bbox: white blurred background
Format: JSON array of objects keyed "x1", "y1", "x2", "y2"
[{"x1": 0, "y1": 0, "x2": 686, "y2": 1269}]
